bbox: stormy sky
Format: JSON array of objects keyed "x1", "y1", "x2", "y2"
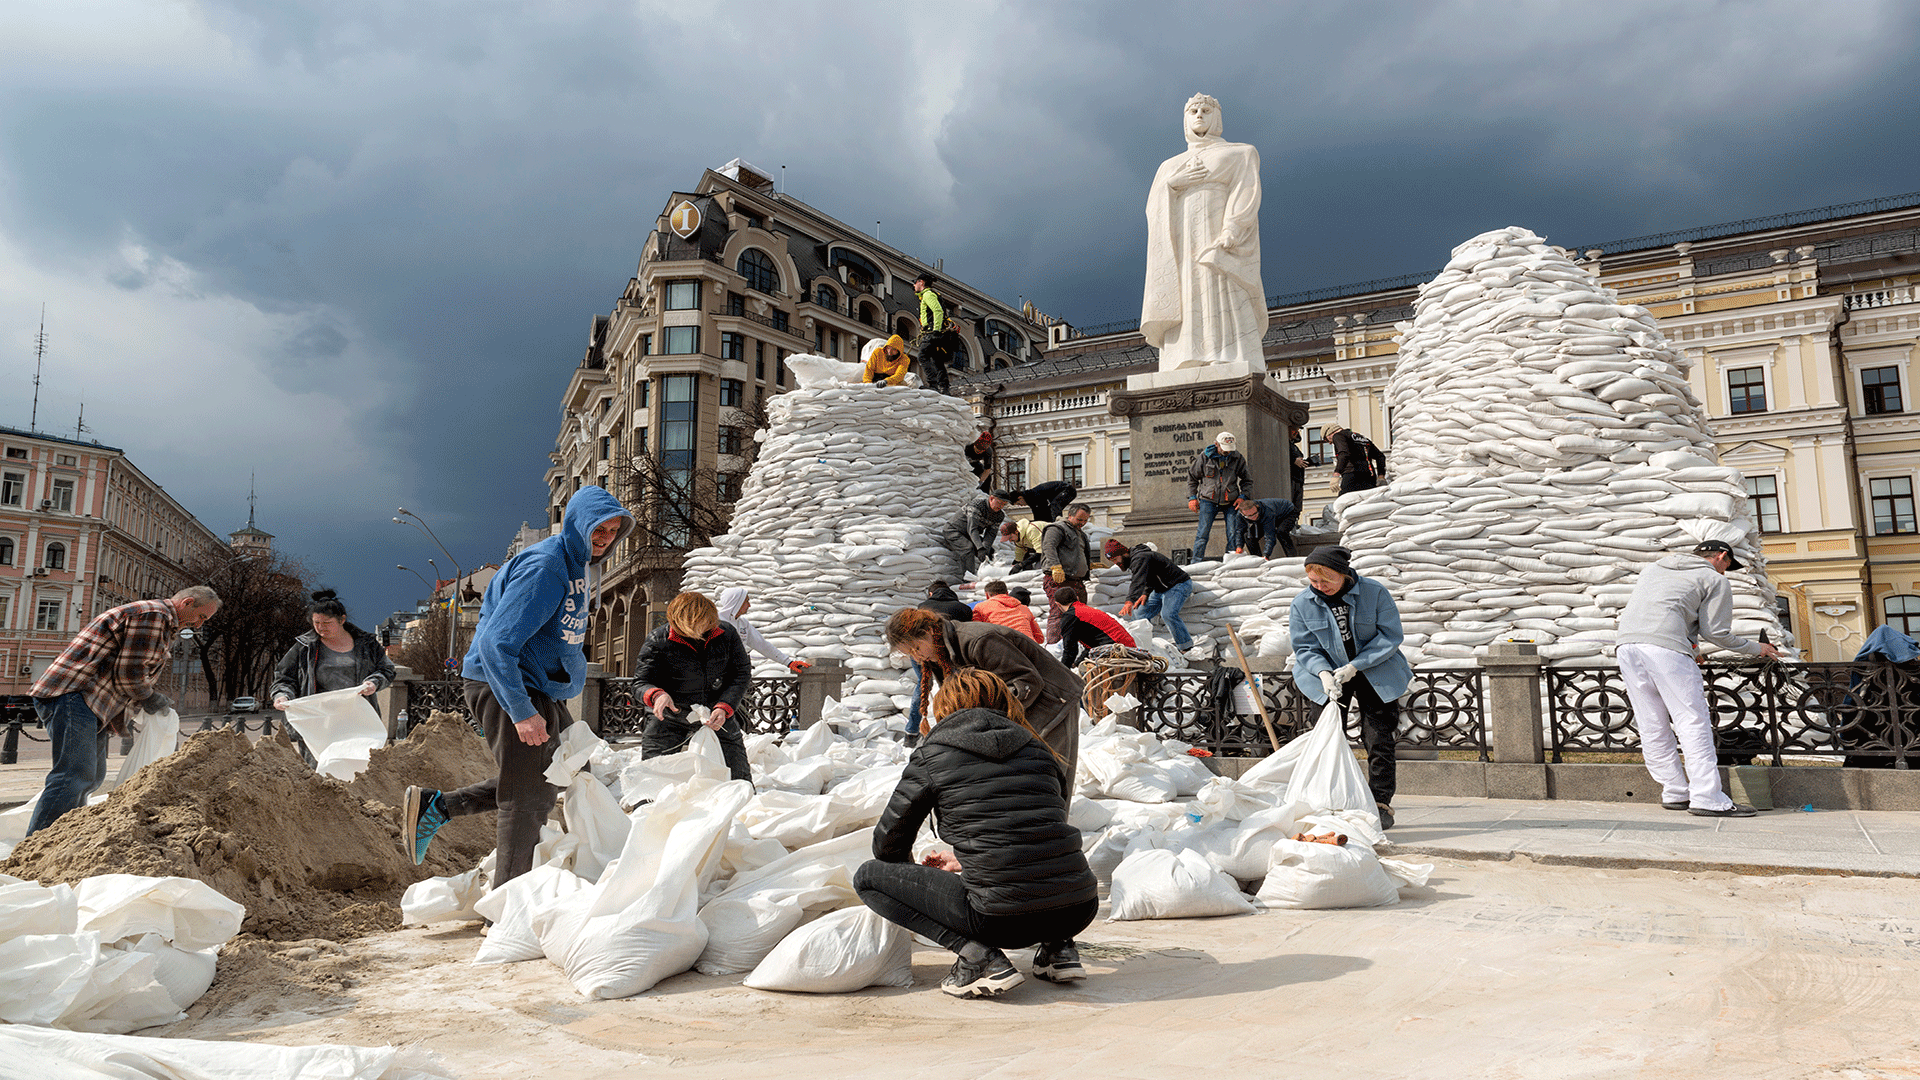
[{"x1": 4, "y1": 1, "x2": 1919, "y2": 628}]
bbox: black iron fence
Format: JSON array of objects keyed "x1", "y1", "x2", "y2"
[
  {"x1": 593, "y1": 677, "x2": 800, "y2": 741},
  {"x1": 1128, "y1": 668, "x2": 1491, "y2": 760},
  {"x1": 1547, "y1": 660, "x2": 1917, "y2": 768}
]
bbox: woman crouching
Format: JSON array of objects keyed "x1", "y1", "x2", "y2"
[{"x1": 855, "y1": 668, "x2": 1098, "y2": 998}]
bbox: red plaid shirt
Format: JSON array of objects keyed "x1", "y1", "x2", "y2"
[{"x1": 30, "y1": 598, "x2": 178, "y2": 731}]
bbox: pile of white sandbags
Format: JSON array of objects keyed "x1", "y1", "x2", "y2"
[{"x1": 678, "y1": 376, "x2": 984, "y2": 719}]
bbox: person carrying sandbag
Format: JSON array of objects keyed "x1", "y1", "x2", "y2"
[
  {"x1": 855, "y1": 668, "x2": 1098, "y2": 998},
  {"x1": 1289, "y1": 544, "x2": 1412, "y2": 830},
  {"x1": 269, "y1": 589, "x2": 395, "y2": 712},
  {"x1": 885, "y1": 608, "x2": 1083, "y2": 777},
  {"x1": 634, "y1": 592, "x2": 755, "y2": 783}
]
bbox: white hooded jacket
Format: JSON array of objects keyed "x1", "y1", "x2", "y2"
[{"x1": 717, "y1": 587, "x2": 793, "y2": 667}]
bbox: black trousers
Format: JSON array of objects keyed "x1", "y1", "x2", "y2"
[
  {"x1": 640, "y1": 711, "x2": 753, "y2": 783},
  {"x1": 1341, "y1": 675, "x2": 1400, "y2": 807},
  {"x1": 854, "y1": 859, "x2": 1097, "y2": 956},
  {"x1": 443, "y1": 680, "x2": 572, "y2": 885}
]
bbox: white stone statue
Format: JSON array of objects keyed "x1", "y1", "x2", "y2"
[{"x1": 1140, "y1": 93, "x2": 1268, "y2": 371}]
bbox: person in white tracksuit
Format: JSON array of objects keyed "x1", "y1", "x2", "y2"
[
  {"x1": 1614, "y1": 540, "x2": 1779, "y2": 817},
  {"x1": 717, "y1": 587, "x2": 812, "y2": 674}
]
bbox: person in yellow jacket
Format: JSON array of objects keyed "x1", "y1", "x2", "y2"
[
  {"x1": 997, "y1": 518, "x2": 1046, "y2": 571},
  {"x1": 863, "y1": 334, "x2": 913, "y2": 386}
]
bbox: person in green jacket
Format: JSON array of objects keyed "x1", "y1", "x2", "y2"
[{"x1": 913, "y1": 275, "x2": 955, "y2": 395}]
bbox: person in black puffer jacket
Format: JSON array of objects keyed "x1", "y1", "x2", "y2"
[
  {"x1": 856, "y1": 668, "x2": 1098, "y2": 1000},
  {"x1": 634, "y1": 592, "x2": 754, "y2": 782}
]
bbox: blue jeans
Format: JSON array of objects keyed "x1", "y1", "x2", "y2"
[
  {"x1": 27, "y1": 691, "x2": 111, "y2": 836},
  {"x1": 1191, "y1": 500, "x2": 1242, "y2": 561},
  {"x1": 1138, "y1": 579, "x2": 1194, "y2": 649}
]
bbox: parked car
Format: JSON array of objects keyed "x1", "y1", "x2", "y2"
[{"x1": 231, "y1": 696, "x2": 259, "y2": 713}]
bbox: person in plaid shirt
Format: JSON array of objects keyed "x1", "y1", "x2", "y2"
[{"x1": 26, "y1": 585, "x2": 220, "y2": 836}]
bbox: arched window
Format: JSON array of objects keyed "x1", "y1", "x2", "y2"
[
  {"x1": 858, "y1": 302, "x2": 878, "y2": 327},
  {"x1": 896, "y1": 316, "x2": 915, "y2": 340},
  {"x1": 0, "y1": 537, "x2": 12, "y2": 564},
  {"x1": 736, "y1": 249, "x2": 779, "y2": 294},
  {"x1": 814, "y1": 283, "x2": 837, "y2": 309},
  {"x1": 985, "y1": 319, "x2": 1021, "y2": 356},
  {"x1": 44, "y1": 541, "x2": 66, "y2": 570},
  {"x1": 1887, "y1": 595, "x2": 1920, "y2": 636}
]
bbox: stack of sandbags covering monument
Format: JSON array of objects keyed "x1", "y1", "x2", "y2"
[{"x1": 678, "y1": 376, "x2": 982, "y2": 714}]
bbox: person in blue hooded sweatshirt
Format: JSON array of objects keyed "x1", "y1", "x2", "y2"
[{"x1": 403, "y1": 485, "x2": 632, "y2": 884}]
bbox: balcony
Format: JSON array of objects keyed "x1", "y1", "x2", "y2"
[
  {"x1": 710, "y1": 306, "x2": 802, "y2": 340},
  {"x1": 1845, "y1": 287, "x2": 1914, "y2": 310},
  {"x1": 993, "y1": 392, "x2": 1109, "y2": 419}
]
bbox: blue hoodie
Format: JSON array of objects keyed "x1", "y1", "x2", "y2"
[{"x1": 461, "y1": 485, "x2": 633, "y2": 722}]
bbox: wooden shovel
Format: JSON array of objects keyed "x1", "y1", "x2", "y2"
[{"x1": 1225, "y1": 624, "x2": 1283, "y2": 752}]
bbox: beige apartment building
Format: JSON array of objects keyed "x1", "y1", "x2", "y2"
[
  {"x1": 956, "y1": 194, "x2": 1920, "y2": 660},
  {"x1": 0, "y1": 426, "x2": 224, "y2": 694},
  {"x1": 543, "y1": 160, "x2": 1050, "y2": 674}
]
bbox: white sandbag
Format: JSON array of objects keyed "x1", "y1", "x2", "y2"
[
  {"x1": 0, "y1": 931, "x2": 100, "y2": 1026},
  {"x1": 613, "y1": 726, "x2": 730, "y2": 807},
  {"x1": 1107, "y1": 847, "x2": 1255, "y2": 921},
  {"x1": 742, "y1": 905, "x2": 914, "y2": 993},
  {"x1": 544, "y1": 721, "x2": 608, "y2": 786},
  {"x1": 532, "y1": 779, "x2": 752, "y2": 998},
  {"x1": 280, "y1": 688, "x2": 388, "y2": 781},
  {"x1": 118, "y1": 933, "x2": 217, "y2": 1013},
  {"x1": 0, "y1": 880, "x2": 78, "y2": 938},
  {"x1": 564, "y1": 772, "x2": 631, "y2": 883},
  {"x1": 696, "y1": 858, "x2": 856, "y2": 976},
  {"x1": 400, "y1": 863, "x2": 490, "y2": 926},
  {"x1": 0, "y1": 1026, "x2": 459, "y2": 1078},
  {"x1": 1255, "y1": 839, "x2": 1402, "y2": 909},
  {"x1": 74, "y1": 876, "x2": 244, "y2": 952},
  {"x1": 472, "y1": 864, "x2": 591, "y2": 966},
  {"x1": 51, "y1": 941, "x2": 181, "y2": 1033}
]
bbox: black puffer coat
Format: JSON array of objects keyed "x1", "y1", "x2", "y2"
[
  {"x1": 632, "y1": 624, "x2": 752, "y2": 721},
  {"x1": 871, "y1": 708, "x2": 1097, "y2": 916}
]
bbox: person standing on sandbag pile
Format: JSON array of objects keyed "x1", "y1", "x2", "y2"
[
  {"x1": 1107, "y1": 539, "x2": 1195, "y2": 653},
  {"x1": 634, "y1": 592, "x2": 755, "y2": 783},
  {"x1": 1616, "y1": 540, "x2": 1778, "y2": 817},
  {"x1": 936, "y1": 491, "x2": 1009, "y2": 576},
  {"x1": 1325, "y1": 424, "x2": 1386, "y2": 495},
  {"x1": 403, "y1": 485, "x2": 632, "y2": 882},
  {"x1": 26, "y1": 585, "x2": 220, "y2": 836},
  {"x1": 716, "y1": 587, "x2": 812, "y2": 674},
  {"x1": 1186, "y1": 430, "x2": 1249, "y2": 561},
  {"x1": 1040, "y1": 503, "x2": 1095, "y2": 644},
  {"x1": 1289, "y1": 544, "x2": 1412, "y2": 830},
  {"x1": 886, "y1": 608, "x2": 1083, "y2": 777},
  {"x1": 856, "y1": 668, "x2": 1098, "y2": 999},
  {"x1": 269, "y1": 590, "x2": 396, "y2": 712},
  {"x1": 912, "y1": 275, "x2": 956, "y2": 395},
  {"x1": 1053, "y1": 586, "x2": 1136, "y2": 668},
  {"x1": 973, "y1": 579, "x2": 1042, "y2": 644}
]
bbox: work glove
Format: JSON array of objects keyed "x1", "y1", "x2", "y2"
[
  {"x1": 1050, "y1": 565, "x2": 1066, "y2": 584},
  {"x1": 135, "y1": 690, "x2": 173, "y2": 716},
  {"x1": 787, "y1": 659, "x2": 812, "y2": 673},
  {"x1": 1317, "y1": 670, "x2": 1342, "y2": 700},
  {"x1": 1335, "y1": 663, "x2": 1359, "y2": 686}
]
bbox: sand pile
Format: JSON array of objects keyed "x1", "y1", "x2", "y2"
[{"x1": 4, "y1": 714, "x2": 499, "y2": 941}]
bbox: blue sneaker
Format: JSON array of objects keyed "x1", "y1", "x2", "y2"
[{"x1": 403, "y1": 786, "x2": 449, "y2": 865}]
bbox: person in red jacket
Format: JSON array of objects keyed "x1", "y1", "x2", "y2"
[
  {"x1": 1053, "y1": 586, "x2": 1135, "y2": 667},
  {"x1": 973, "y1": 580, "x2": 1042, "y2": 643}
]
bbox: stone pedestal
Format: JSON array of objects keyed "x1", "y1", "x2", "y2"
[{"x1": 1108, "y1": 368, "x2": 1309, "y2": 560}]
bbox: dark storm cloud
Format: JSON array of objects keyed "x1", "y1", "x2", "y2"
[{"x1": 3, "y1": 0, "x2": 1918, "y2": 623}]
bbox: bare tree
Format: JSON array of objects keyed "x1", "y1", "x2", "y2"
[
  {"x1": 390, "y1": 603, "x2": 459, "y2": 680},
  {"x1": 181, "y1": 547, "x2": 316, "y2": 702},
  {"x1": 609, "y1": 400, "x2": 767, "y2": 559}
]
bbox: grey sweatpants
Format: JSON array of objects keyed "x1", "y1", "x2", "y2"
[{"x1": 442, "y1": 680, "x2": 573, "y2": 886}]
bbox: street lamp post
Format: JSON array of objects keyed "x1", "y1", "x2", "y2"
[{"x1": 394, "y1": 509, "x2": 466, "y2": 677}]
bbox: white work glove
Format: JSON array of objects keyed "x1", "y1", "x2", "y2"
[
  {"x1": 1318, "y1": 670, "x2": 1342, "y2": 700},
  {"x1": 1334, "y1": 663, "x2": 1359, "y2": 686}
]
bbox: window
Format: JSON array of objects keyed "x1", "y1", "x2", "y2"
[
  {"x1": 0, "y1": 596, "x2": 8, "y2": 628},
  {"x1": 1775, "y1": 595, "x2": 1794, "y2": 640},
  {"x1": 1117, "y1": 447, "x2": 1131, "y2": 484},
  {"x1": 661, "y1": 375, "x2": 698, "y2": 472},
  {"x1": 599, "y1": 436, "x2": 611, "y2": 461},
  {"x1": 776, "y1": 349, "x2": 788, "y2": 386},
  {"x1": 717, "y1": 425, "x2": 744, "y2": 455},
  {"x1": 815, "y1": 284, "x2": 837, "y2": 309},
  {"x1": 727, "y1": 291, "x2": 745, "y2": 316},
  {"x1": 1060, "y1": 453, "x2": 1084, "y2": 488},
  {"x1": 756, "y1": 342, "x2": 766, "y2": 380},
  {"x1": 3, "y1": 447, "x2": 24, "y2": 459},
  {"x1": 737, "y1": 249, "x2": 779, "y2": 294},
  {"x1": 1863, "y1": 366, "x2": 1904, "y2": 414},
  {"x1": 599, "y1": 397, "x2": 611, "y2": 415},
  {"x1": 1307, "y1": 427, "x2": 1329, "y2": 465},
  {"x1": 985, "y1": 319, "x2": 1019, "y2": 355},
  {"x1": 663, "y1": 280, "x2": 700, "y2": 310},
  {"x1": 0, "y1": 537, "x2": 11, "y2": 564},
  {"x1": 56, "y1": 454, "x2": 75, "y2": 466},
  {"x1": 814, "y1": 326, "x2": 825, "y2": 353},
  {"x1": 719, "y1": 379, "x2": 744, "y2": 406},
  {"x1": 1870, "y1": 476, "x2": 1917, "y2": 534},
  {"x1": 637, "y1": 379, "x2": 652, "y2": 408},
  {"x1": 640, "y1": 333, "x2": 652, "y2": 356},
  {"x1": 720, "y1": 332, "x2": 744, "y2": 360},
  {"x1": 36, "y1": 598, "x2": 62, "y2": 632},
  {"x1": 635, "y1": 427, "x2": 649, "y2": 454},
  {"x1": 662, "y1": 326, "x2": 699, "y2": 355},
  {"x1": 1727, "y1": 367, "x2": 1767, "y2": 414},
  {"x1": 1, "y1": 472, "x2": 22, "y2": 507},
  {"x1": 829, "y1": 330, "x2": 839, "y2": 358},
  {"x1": 44, "y1": 542, "x2": 66, "y2": 570},
  {"x1": 1743, "y1": 476, "x2": 1781, "y2": 534},
  {"x1": 1003, "y1": 457, "x2": 1027, "y2": 492},
  {"x1": 717, "y1": 473, "x2": 743, "y2": 501},
  {"x1": 771, "y1": 309, "x2": 789, "y2": 333},
  {"x1": 1887, "y1": 595, "x2": 1920, "y2": 636}
]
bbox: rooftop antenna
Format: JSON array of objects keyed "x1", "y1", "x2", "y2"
[
  {"x1": 30, "y1": 304, "x2": 46, "y2": 432},
  {"x1": 246, "y1": 472, "x2": 258, "y2": 529},
  {"x1": 780, "y1": 164, "x2": 786, "y2": 195},
  {"x1": 75, "y1": 397, "x2": 90, "y2": 442}
]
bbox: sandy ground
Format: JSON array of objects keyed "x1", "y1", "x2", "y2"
[{"x1": 153, "y1": 857, "x2": 1920, "y2": 1080}]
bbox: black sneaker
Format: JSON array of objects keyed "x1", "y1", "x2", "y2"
[
  {"x1": 404, "y1": 786, "x2": 450, "y2": 865},
  {"x1": 1688, "y1": 804, "x2": 1758, "y2": 818},
  {"x1": 941, "y1": 949, "x2": 1023, "y2": 998},
  {"x1": 1662, "y1": 800, "x2": 1690, "y2": 811},
  {"x1": 1376, "y1": 803, "x2": 1395, "y2": 830},
  {"x1": 1032, "y1": 941, "x2": 1085, "y2": 983}
]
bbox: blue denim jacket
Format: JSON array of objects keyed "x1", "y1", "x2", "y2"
[{"x1": 1289, "y1": 575, "x2": 1412, "y2": 703}]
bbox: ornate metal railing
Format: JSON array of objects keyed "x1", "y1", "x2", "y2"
[
  {"x1": 597, "y1": 676, "x2": 799, "y2": 741},
  {"x1": 1131, "y1": 667, "x2": 1488, "y2": 759},
  {"x1": 405, "y1": 680, "x2": 475, "y2": 734},
  {"x1": 1546, "y1": 661, "x2": 1918, "y2": 767}
]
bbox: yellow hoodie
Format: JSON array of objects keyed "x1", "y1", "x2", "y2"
[{"x1": 863, "y1": 335, "x2": 912, "y2": 385}]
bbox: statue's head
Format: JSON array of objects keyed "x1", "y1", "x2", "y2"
[{"x1": 1184, "y1": 93, "x2": 1222, "y2": 139}]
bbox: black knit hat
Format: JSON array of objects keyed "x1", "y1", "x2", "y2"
[{"x1": 1303, "y1": 545, "x2": 1353, "y2": 577}]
